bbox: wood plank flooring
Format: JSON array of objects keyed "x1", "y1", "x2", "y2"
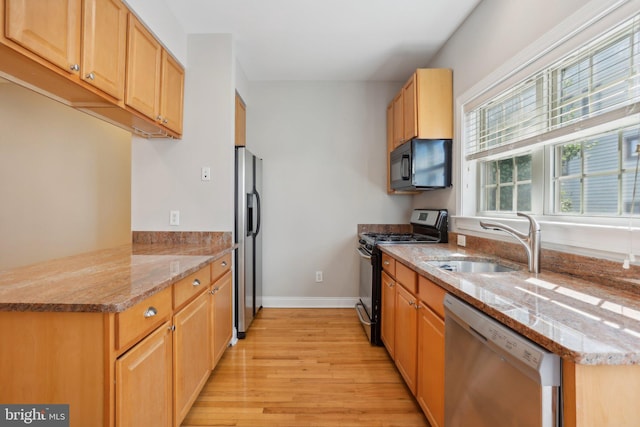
[{"x1": 181, "y1": 308, "x2": 430, "y2": 427}]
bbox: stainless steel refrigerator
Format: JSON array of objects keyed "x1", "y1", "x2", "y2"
[{"x1": 235, "y1": 146, "x2": 263, "y2": 338}]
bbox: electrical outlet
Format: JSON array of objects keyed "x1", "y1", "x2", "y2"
[
  {"x1": 170, "y1": 210, "x2": 180, "y2": 226},
  {"x1": 457, "y1": 235, "x2": 466, "y2": 247},
  {"x1": 201, "y1": 167, "x2": 211, "y2": 181},
  {"x1": 315, "y1": 271, "x2": 323, "y2": 282}
]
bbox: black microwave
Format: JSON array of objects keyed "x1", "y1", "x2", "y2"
[{"x1": 390, "y1": 138, "x2": 452, "y2": 191}]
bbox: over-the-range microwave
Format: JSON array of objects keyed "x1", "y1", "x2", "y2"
[{"x1": 390, "y1": 138, "x2": 452, "y2": 191}]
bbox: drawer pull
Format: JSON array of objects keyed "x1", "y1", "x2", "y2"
[
  {"x1": 210, "y1": 287, "x2": 219, "y2": 295},
  {"x1": 143, "y1": 307, "x2": 158, "y2": 318},
  {"x1": 383, "y1": 261, "x2": 390, "y2": 265},
  {"x1": 192, "y1": 278, "x2": 201, "y2": 287},
  {"x1": 221, "y1": 261, "x2": 228, "y2": 267}
]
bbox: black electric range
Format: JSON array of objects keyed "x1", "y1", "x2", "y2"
[{"x1": 356, "y1": 209, "x2": 448, "y2": 345}]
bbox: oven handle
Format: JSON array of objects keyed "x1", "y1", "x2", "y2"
[
  {"x1": 357, "y1": 247, "x2": 372, "y2": 259},
  {"x1": 355, "y1": 302, "x2": 372, "y2": 326}
]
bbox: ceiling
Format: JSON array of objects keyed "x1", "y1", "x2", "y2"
[{"x1": 164, "y1": 0, "x2": 481, "y2": 81}]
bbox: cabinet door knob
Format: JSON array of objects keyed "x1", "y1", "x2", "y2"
[
  {"x1": 156, "y1": 115, "x2": 163, "y2": 121},
  {"x1": 69, "y1": 64, "x2": 80, "y2": 72},
  {"x1": 86, "y1": 72, "x2": 95, "y2": 80},
  {"x1": 162, "y1": 118, "x2": 168, "y2": 124},
  {"x1": 192, "y1": 278, "x2": 201, "y2": 287},
  {"x1": 169, "y1": 324, "x2": 176, "y2": 332},
  {"x1": 221, "y1": 261, "x2": 228, "y2": 267},
  {"x1": 383, "y1": 261, "x2": 390, "y2": 265},
  {"x1": 143, "y1": 306, "x2": 158, "y2": 318}
]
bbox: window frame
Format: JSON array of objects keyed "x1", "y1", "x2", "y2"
[{"x1": 456, "y1": 1, "x2": 640, "y2": 261}]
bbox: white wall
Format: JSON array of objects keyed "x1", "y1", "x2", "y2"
[
  {"x1": 248, "y1": 82, "x2": 412, "y2": 305},
  {"x1": 412, "y1": 0, "x2": 588, "y2": 216},
  {"x1": 0, "y1": 83, "x2": 131, "y2": 269},
  {"x1": 131, "y1": 34, "x2": 236, "y2": 231}
]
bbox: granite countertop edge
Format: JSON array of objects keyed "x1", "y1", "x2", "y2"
[
  {"x1": 378, "y1": 242, "x2": 640, "y2": 366},
  {"x1": 0, "y1": 243, "x2": 237, "y2": 313}
]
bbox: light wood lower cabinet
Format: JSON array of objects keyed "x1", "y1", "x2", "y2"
[
  {"x1": 116, "y1": 320, "x2": 173, "y2": 427},
  {"x1": 173, "y1": 290, "x2": 212, "y2": 427},
  {"x1": 211, "y1": 270, "x2": 233, "y2": 367},
  {"x1": 394, "y1": 283, "x2": 418, "y2": 395},
  {"x1": 417, "y1": 303, "x2": 445, "y2": 427},
  {"x1": 380, "y1": 270, "x2": 396, "y2": 358},
  {"x1": 0, "y1": 259, "x2": 233, "y2": 427}
]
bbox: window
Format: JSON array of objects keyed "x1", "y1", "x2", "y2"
[
  {"x1": 466, "y1": 13, "x2": 640, "y2": 218},
  {"x1": 481, "y1": 155, "x2": 532, "y2": 212}
]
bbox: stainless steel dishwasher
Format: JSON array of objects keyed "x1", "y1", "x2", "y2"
[{"x1": 444, "y1": 294, "x2": 561, "y2": 427}]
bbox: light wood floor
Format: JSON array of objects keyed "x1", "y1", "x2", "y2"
[{"x1": 181, "y1": 308, "x2": 430, "y2": 427}]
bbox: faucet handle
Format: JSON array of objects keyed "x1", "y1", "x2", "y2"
[{"x1": 516, "y1": 212, "x2": 540, "y2": 232}]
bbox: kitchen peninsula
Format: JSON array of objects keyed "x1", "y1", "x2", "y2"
[{"x1": 0, "y1": 232, "x2": 235, "y2": 427}]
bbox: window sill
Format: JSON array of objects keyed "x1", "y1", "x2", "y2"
[{"x1": 453, "y1": 215, "x2": 639, "y2": 264}]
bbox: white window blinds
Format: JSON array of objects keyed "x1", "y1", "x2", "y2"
[{"x1": 465, "y1": 13, "x2": 640, "y2": 160}]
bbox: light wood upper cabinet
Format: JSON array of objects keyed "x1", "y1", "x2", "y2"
[
  {"x1": 403, "y1": 69, "x2": 453, "y2": 141},
  {"x1": 402, "y1": 73, "x2": 417, "y2": 142},
  {"x1": 1, "y1": 0, "x2": 184, "y2": 137},
  {"x1": 5, "y1": 0, "x2": 81, "y2": 74},
  {"x1": 386, "y1": 102, "x2": 394, "y2": 194},
  {"x1": 81, "y1": 0, "x2": 127, "y2": 99},
  {"x1": 235, "y1": 93, "x2": 247, "y2": 146},
  {"x1": 125, "y1": 14, "x2": 161, "y2": 121},
  {"x1": 392, "y1": 92, "x2": 404, "y2": 148},
  {"x1": 116, "y1": 321, "x2": 173, "y2": 427},
  {"x1": 159, "y1": 50, "x2": 185, "y2": 134},
  {"x1": 388, "y1": 68, "x2": 453, "y2": 148},
  {"x1": 125, "y1": 13, "x2": 184, "y2": 135}
]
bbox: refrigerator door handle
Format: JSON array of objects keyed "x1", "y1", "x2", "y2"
[
  {"x1": 246, "y1": 193, "x2": 254, "y2": 236},
  {"x1": 254, "y1": 190, "x2": 261, "y2": 236}
]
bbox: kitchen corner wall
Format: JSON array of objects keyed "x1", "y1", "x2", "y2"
[
  {"x1": 0, "y1": 83, "x2": 131, "y2": 269},
  {"x1": 248, "y1": 81, "x2": 412, "y2": 306},
  {"x1": 131, "y1": 34, "x2": 236, "y2": 231}
]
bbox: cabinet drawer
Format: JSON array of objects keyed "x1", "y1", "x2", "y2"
[
  {"x1": 116, "y1": 286, "x2": 172, "y2": 351},
  {"x1": 211, "y1": 253, "x2": 232, "y2": 282},
  {"x1": 418, "y1": 276, "x2": 446, "y2": 319},
  {"x1": 174, "y1": 265, "x2": 211, "y2": 310},
  {"x1": 381, "y1": 253, "x2": 396, "y2": 276},
  {"x1": 396, "y1": 262, "x2": 417, "y2": 294}
]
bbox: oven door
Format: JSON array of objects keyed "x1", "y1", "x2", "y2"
[{"x1": 355, "y1": 246, "x2": 374, "y2": 342}]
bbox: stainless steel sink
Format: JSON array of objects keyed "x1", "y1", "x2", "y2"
[{"x1": 428, "y1": 260, "x2": 517, "y2": 273}]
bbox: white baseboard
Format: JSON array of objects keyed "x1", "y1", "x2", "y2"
[{"x1": 261, "y1": 297, "x2": 359, "y2": 308}]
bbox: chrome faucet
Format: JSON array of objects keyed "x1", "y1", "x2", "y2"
[{"x1": 479, "y1": 212, "x2": 541, "y2": 274}]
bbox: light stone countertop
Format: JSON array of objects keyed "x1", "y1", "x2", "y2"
[
  {"x1": 379, "y1": 242, "x2": 640, "y2": 366},
  {"x1": 0, "y1": 242, "x2": 235, "y2": 313}
]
